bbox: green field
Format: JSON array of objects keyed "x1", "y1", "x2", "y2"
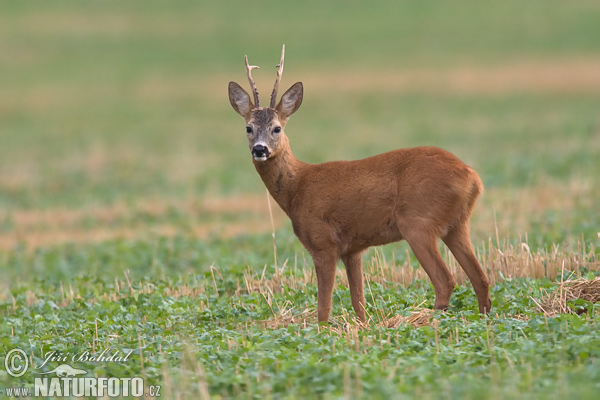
[{"x1": 1, "y1": 1, "x2": 600, "y2": 398}]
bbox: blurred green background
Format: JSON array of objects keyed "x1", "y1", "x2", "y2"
[{"x1": 0, "y1": 0, "x2": 599, "y2": 248}]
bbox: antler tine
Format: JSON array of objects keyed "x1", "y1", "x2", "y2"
[
  {"x1": 245, "y1": 55, "x2": 260, "y2": 108},
  {"x1": 269, "y1": 44, "x2": 285, "y2": 109}
]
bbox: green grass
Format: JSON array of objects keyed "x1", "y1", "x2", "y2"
[
  {"x1": 1, "y1": 0, "x2": 600, "y2": 398},
  {"x1": 1, "y1": 242, "x2": 600, "y2": 398}
]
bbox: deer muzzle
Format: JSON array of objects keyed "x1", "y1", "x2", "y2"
[{"x1": 251, "y1": 144, "x2": 271, "y2": 161}]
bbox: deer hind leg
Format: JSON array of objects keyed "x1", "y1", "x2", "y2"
[
  {"x1": 312, "y1": 250, "x2": 339, "y2": 323},
  {"x1": 341, "y1": 252, "x2": 366, "y2": 323},
  {"x1": 405, "y1": 232, "x2": 456, "y2": 310},
  {"x1": 442, "y1": 223, "x2": 491, "y2": 313}
]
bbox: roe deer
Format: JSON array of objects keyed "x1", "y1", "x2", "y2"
[{"x1": 228, "y1": 45, "x2": 491, "y2": 323}]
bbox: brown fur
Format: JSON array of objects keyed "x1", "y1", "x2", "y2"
[{"x1": 229, "y1": 71, "x2": 491, "y2": 324}]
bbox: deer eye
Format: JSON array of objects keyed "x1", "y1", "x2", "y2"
[
  {"x1": 246, "y1": 126, "x2": 253, "y2": 134},
  {"x1": 273, "y1": 126, "x2": 281, "y2": 134}
]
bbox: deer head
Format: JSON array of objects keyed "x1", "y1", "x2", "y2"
[{"x1": 228, "y1": 45, "x2": 303, "y2": 162}]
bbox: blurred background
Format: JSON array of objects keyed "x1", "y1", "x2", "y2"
[{"x1": 0, "y1": 0, "x2": 599, "y2": 256}]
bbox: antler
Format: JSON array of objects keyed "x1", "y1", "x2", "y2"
[
  {"x1": 245, "y1": 55, "x2": 260, "y2": 108},
  {"x1": 269, "y1": 44, "x2": 285, "y2": 108}
]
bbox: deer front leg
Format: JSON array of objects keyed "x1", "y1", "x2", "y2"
[
  {"x1": 342, "y1": 252, "x2": 366, "y2": 323},
  {"x1": 313, "y1": 250, "x2": 338, "y2": 323}
]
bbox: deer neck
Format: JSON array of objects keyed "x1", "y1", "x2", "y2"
[{"x1": 252, "y1": 136, "x2": 303, "y2": 215}]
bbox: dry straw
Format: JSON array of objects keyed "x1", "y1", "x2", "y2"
[{"x1": 536, "y1": 276, "x2": 600, "y2": 317}]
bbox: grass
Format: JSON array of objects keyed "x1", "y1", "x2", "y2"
[
  {"x1": 1, "y1": 237, "x2": 599, "y2": 398},
  {"x1": 1, "y1": 0, "x2": 600, "y2": 398}
]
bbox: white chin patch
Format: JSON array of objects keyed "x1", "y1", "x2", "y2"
[{"x1": 254, "y1": 156, "x2": 268, "y2": 162}]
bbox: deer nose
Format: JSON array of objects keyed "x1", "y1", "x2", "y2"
[{"x1": 252, "y1": 144, "x2": 270, "y2": 159}]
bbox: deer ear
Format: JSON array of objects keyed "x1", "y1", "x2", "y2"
[
  {"x1": 276, "y1": 82, "x2": 303, "y2": 122},
  {"x1": 228, "y1": 82, "x2": 254, "y2": 119}
]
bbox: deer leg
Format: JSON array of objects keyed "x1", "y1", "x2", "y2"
[
  {"x1": 405, "y1": 233, "x2": 456, "y2": 310},
  {"x1": 443, "y1": 223, "x2": 491, "y2": 313},
  {"x1": 313, "y1": 250, "x2": 338, "y2": 323},
  {"x1": 342, "y1": 252, "x2": 366, "y2": 323}
]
